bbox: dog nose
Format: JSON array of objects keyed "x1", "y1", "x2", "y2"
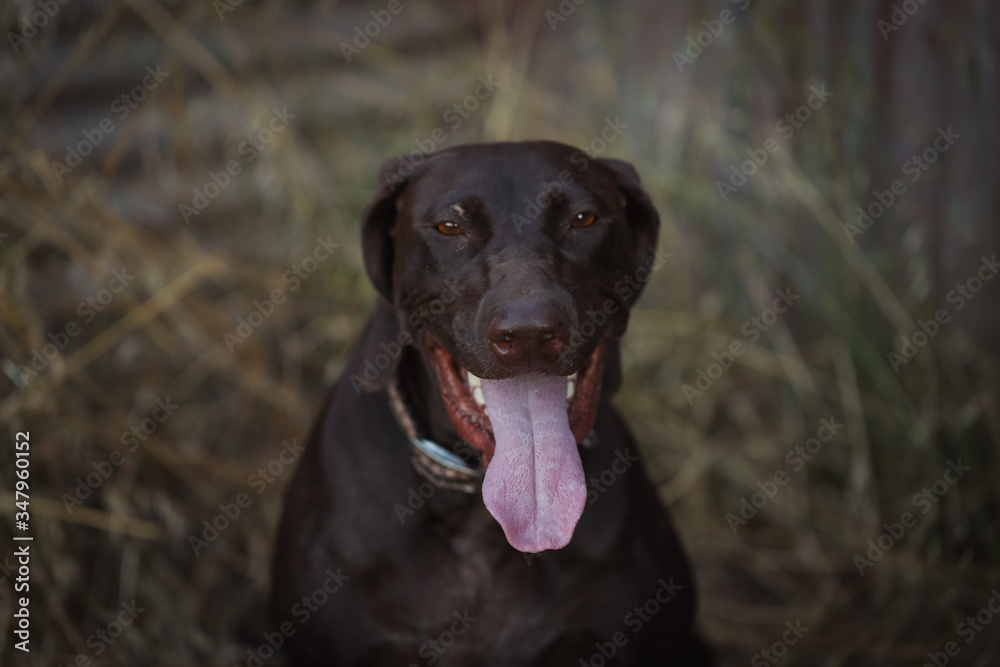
[{"x1": 487, "y1": 299, "x2": 571, "y2": 369}]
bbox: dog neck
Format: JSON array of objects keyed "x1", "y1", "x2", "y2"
[
  {"x1": 397, "y1": 346, "x2": 461, "y2": 447},
  {"x1": 390, "y1": 345, "x2": 484, "y2": 493}
]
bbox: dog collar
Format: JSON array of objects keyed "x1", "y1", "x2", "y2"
[
  {"x1": 387, "y1": 378, "x2": 483, "y2": 494},
  {"x1": 386, "y1": 375, "x2": 601, "y2": 495}
]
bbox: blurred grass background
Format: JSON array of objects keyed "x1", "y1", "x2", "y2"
[{"x1": 1, "y1": 0, "x2": 999, "y2": 664}]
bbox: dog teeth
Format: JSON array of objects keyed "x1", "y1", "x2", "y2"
[
  {"x1": 566, "y1": 378, "x2": 576, "y2": 400},
  {"x1": 465, "y1": 371, "x2": 488, "y2": 415},
  {"x1": 568, "y1": 372, "x2": 578, "y2": 381}
]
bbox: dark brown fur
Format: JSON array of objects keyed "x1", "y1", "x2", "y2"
[{"x1": 271, "y1": 141, "x2": 712, "y2": 666}]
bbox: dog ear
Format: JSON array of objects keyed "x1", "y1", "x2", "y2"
[
  {"x1": 598, "y1": 157, "x2": 661, "y2": 300},
  {"x1": 356, "y1": 156, "x2": 427, "y2": 392},
  {"x1": 360, "y1": 156, "x2": 412, "y2": 302}
]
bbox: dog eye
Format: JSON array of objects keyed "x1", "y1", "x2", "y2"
[
  {"x1": 571, "y1": 211, "x2": 597, "y2": 228},
  {"x1": 436, "y1": 221, "x2": 464, "y2": 236}
]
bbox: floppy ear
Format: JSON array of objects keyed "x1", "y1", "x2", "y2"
[
  {"x1": 354, "y1": 157, "x2": 416, "y2": 392},
  {"x1": 360, "y1": 157, "x2": 412, "y2": 302},
  {"x1": 598, "y1": 157, "x2": 661, "y2": 296}
]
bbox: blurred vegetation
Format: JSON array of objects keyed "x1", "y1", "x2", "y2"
[{"x1": 0, "y1": 0, "x2": 998, "y2": 665}]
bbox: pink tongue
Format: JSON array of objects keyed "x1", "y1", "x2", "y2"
[{"x1": 480, "y1": 375, "x2": 586, "y2": 553}]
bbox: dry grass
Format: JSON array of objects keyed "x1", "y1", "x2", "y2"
[{"x1": 1, "y1": 0, "x2": 998, "y2": 665}]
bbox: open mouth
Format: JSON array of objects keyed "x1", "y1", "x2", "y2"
[{"x1": 426, "y1": 337, "x2": 608, "y2": 553}]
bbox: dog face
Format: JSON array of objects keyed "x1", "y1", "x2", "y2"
[{"x1": 361, "y1": 140, "x2": 660, "y2": 552}]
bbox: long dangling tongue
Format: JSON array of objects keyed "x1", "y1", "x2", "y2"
[{"x1": 480, "y1": 374, "x2": 587, "y2": 553}]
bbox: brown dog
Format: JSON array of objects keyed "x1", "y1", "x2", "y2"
[{"x1": 271, "y1": 141, "x2": 712, "y2": 665}]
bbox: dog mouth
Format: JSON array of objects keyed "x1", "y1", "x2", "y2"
[{"x1": 426, "y1": 337, "x2": 607, "y2": 553}]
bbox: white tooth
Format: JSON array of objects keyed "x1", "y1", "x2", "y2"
[
  {"x1": 568, "y1": 372, "x2": 578, "y2": 381},
  {"x1": 473, "y1": 386, "x2": 485, "y2": 407},
  {"x1": 566, "y1": 379, "x2": 575, "y2": 400},
  {"x1": 467, "y1": 372, "x2": 482, "y2": 389}
]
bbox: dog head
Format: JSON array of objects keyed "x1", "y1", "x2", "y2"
[{"x1": 361, "y1": 140, "x2": 661, "y2": 551}]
